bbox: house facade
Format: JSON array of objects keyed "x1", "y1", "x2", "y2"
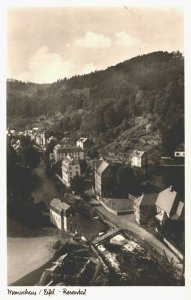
[
  {"x1": 131, "y1": 150, "x2": 148, "y2": 168},
  {"x1": 35, "y1": 133, "x2": 44, "y2": 146},
  {"x1": 155, "y1": 186, "x2": 184, "y2": 226},
  {"x1": 133, "y1": 193, "x2": 158, "y2": 225},
  {"x1": 95, "y1": 160, "x2": 116, "y2": 198},
  {"x1": 62, "y1": 156, "x2": 81, "y2": 187},
  {"x1": 50, "y1": 198, "x2": 76, "y2": 232},
  {"x1": 53, "y1": 144, "x2": 84, "y2": 162}
]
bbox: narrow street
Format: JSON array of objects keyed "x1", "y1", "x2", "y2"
[
  {"x1": 33, "y1": 158, "x2": 183, "y2": 269},
  {"x1": 91, "y1": 199, "x2": 183, "y2": 270},
  {"x1": 32, "y1": 157, "x2": 107, "y2": 240}
]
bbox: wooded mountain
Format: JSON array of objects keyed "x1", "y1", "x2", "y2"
[{"x1": 7, "y1": 51, "x2": 184, "y2": 156}]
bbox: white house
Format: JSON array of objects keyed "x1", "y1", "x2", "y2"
[
  {"x1": 131, "y1": 150, "x2": 148, "y2": 168},
  {"x1": 76, "y1": 137, "x2": 94, "y2": 150},
  {"x1": 35, "y1": 133, "x2": 44, "y2": 146},
  {"x1": 53, "y1": 144, "x2": 84, "y2": 162},
  {"x1": 62, "y1": 156, "x2": 81, "y2": 187},
  {"x1": 10, "y1": 129, "x2": 17, "y2": 137},
  {"x1": 50, "y1": 198, "x2": 75, "y2": 232}
]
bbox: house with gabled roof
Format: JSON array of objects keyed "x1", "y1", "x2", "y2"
[
  {"x1": 50, "y1": 198, "x2": 75, "y2": 232},
  {"x1": 133, "y1": 193, "x2": 158, "y2": 225},
  {"x1": 76, "y1": 137, "x2": 94, "y2": 150},
  {"x1": 155, "y1": 186, "x2": 184, "y2": 226},
  {"x1": 35, "y1": 133, "x2": 44, "y2": 146},
  {"x1": 131, "y1": 150, "x2": 148, "y2": 167},
  {"x1": 94, "y1": 160, "x2": 121, "y2": 198},
  {"x1": 62, "y1": 155, "x2": 81, "y2": 187}
]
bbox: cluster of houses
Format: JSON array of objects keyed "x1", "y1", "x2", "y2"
[
  {"x1": 94, "y1": 150, "x2": 149, "y2": 198},
  {"x1": 7, "y1": 127, "x2": 184, "y2": 247},
  {"x1": 39, "y1": 247, "x2": 98, "y2": 286},
  {"x1": 49, "y1": 137, "x2": 94, "y2": 188},
  {"x1": 94, "y1": 157, "x2": 184, "y2": 227},
  {"x1": 133, "y1": 186, "x2": 184, "y2": 228},
  {"x1": 7, "y1": 129, "x2": 33, "y2": 165},
  {"x1": 7, "y1": 127, "x2": 94, "y2": 188}
]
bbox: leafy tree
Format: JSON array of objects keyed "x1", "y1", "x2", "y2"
[
  {"x1": 25, "y1": 147, "x2": 40, "y2": 169},
  {"x1": 70, "y1": 175, "x2": 84, "y2": 195},
  {"x1": 7, "y1": 51, "x2": 184, "y2": 158},
  {"x1": 116, "y1": 166, "x2": 141, "y2": 197},
  {"x1": 86, "y1": 146, "x2": 98, "y2": 159},
  {"x1": 160, "y1": 119, "x2": 184, "y2": 155},
  {"x1": 92, "y1": 111, "x2": 106, "y2": 133},
  {"x1": 104, "y1": 107, "x2": 121, "y2": 128},
  {"x1": 79, "y1": 159, "x2": 88, "y2": 175}
]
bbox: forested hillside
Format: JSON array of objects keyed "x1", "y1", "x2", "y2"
[{"x1": 7, "y1": 51, "x2": 184, "y2": 156}]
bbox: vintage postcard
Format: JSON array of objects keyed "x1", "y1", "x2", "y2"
[{"x1": 1, "y1": 0, "x2": 191, "y2": 299}]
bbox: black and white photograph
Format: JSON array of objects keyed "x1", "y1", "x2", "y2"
[{"x1": 3, "y1": 0, "x2": 190, "y2": 293}]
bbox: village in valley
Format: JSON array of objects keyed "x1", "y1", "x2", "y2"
[
  {"x1": 6, "y1": 5, "x2": 185, "y2": 288},
  {"x1": 7, "y1": 125, "x2": 185, "y2": 286}
]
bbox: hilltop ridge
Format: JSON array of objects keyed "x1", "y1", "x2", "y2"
[{"x1": 7, "y1": 51, "x2": 184, "y2": 156}]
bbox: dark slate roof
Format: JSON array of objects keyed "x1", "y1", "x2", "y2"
[
  {"x1": 57, "y1": 146, "x2": 83, "y2": 154},
  {"x1": 132, "y1": 150, "x2": 146, "y2": 158},
  {"x1": 50, "y1": 198, "x2": 70, "y2": 212},
  {"x1": 134, "y1": 193, "x2": 158, "y2": 207}
]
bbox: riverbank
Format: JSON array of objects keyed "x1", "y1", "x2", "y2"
[{"x1": 7, "y1": 234, "x2": 58, "y2": 285}]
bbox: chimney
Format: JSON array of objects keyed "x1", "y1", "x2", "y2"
[{"x1": 169, "y1": 185, "x2": 174, "y2": 192}]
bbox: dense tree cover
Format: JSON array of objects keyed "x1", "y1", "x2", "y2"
[
  {"x1": 7, "y1": 135, "x2": 43, "y2": 228},
  {"x1": 7, "y1": 51, "x2": 184, "y2": 155},
  {"x1": 115, "y1": 166, "x2": 141, "y2": 197},
  {"x1": 70, "y1": 175, "x2": 85, "y2": 195}
]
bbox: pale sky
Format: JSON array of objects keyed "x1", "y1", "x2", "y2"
[{"x1": 7, "y1": 7, "x2": 184, "y2": 83}]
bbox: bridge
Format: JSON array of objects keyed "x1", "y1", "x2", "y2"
[{"x1": 92, "y1": 227, "x2": 122, "y2": 246}]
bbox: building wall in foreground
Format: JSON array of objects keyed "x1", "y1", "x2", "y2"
[
  {"x1": 50, "y1": 209, "x2": 62, "y2": 230},
  {"x1": 50, "y1": 208, "x2": 76, "y2": 232}
]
